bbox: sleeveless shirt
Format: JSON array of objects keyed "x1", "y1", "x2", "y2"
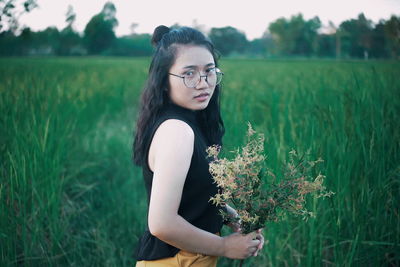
[{"x1": 135, "y1": 101, "x2": 224, "y2": 261}]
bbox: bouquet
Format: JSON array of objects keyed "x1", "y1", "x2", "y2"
[{"x1": 207, "y1": 123, "x2": 334, "y2": 237}]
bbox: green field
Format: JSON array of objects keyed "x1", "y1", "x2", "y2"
[{"x1": 1, "y1": 57, "x2": 399, "y2": 266}]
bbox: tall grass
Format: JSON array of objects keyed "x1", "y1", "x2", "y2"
[
  {"x1": 1, "y1": 58, "x2": 148, "y2": 266},
  {"x1": 1, "y1": 58, "x2": 399, "y2": 266}
]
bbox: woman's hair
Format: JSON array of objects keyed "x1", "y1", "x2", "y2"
[{"x1": 132, "y1": 25, "x2": 225, "y2": 166}]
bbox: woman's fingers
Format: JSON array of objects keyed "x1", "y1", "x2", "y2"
[
  {"x1": 229, "y1": 222, "x2": 241, "y2": 232},
  {"x1": 250, "y1": 239, "x2": 261, "y2": 246},
  {"x1": 245, "y1": 246, "x2": 258, "y2": 258},
  {"x1": 256, "y1": 233, "x2": 264, "y2": 249},
  {"x1": 253, "y1": 229, "x2": 265, "y2": 256}
]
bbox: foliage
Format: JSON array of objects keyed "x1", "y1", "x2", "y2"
[
  {"x1": 207, "y1": 123, "x2": 333, "y2": 234},
  {"x1": 316, "y1": 34, "x2": 336, "y2": 57},
  {"x1": 55, "y1": 5, "x2": 83, "y2": 56},
  {"x1": 246, "y1": 37, "x2": 270, "y2": 57},
  {"x1": 208, "y1": 26, "x2": 248, "y2": 56},
  {"x1": 0, "y1": 11, "x2": 399, "y2": 58},
  {"x1": 58, "y1": 27, "x2": 83, "y2": 56},
  {"x1": 83, "y1": 2, "x2": 118, "y2": 55},
  {"x1": 269, "y1": 14, "x2": 321, "y2": 56},
  {"x1": 384, "y1": 15, "x2": 400, "y2": 58},
  {"x1": 107, "y1": 34, "x2": 152, "y2": 56},
  {"x1": 339, "y1": 13, "x2": 374, "y2": 58},
  {"x1": 65, "y1": 5, "x2": 76, "y2": 28},
  {"x1": 369, "y1": 21, "x2": 388, "y2": 58},
  {"x1": 0, "y1": 0, "x2": 37, "y2": 32}
]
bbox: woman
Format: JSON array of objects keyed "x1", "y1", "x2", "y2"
[{"x1": 133, "y1": 25, "x2": 264, "y2": 266}]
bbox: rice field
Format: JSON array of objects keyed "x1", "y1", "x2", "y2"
[{"x1": 1, "y1": 57, "x2": 399, "y2": 266}]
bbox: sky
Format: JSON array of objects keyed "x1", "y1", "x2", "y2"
[{"x1": 18, "y1": 0, "x2": 400, "y2": 40}]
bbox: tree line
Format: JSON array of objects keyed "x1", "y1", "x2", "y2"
[{"x1": 0, "y1": 1, "x2": 399, "y2": 59}]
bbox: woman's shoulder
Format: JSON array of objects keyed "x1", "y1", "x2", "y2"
[
  {"x1": 155, "y1": 119, "x2": 194, "y2": 141},
  {"x1": 144, "y1": 103, "x2": 198, "y2": 153},
  {"x1": 148, "y1": 119, "x2": 195, "y2": 171}
]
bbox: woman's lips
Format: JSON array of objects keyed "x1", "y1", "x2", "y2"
[{"x1": 194, "y1": 93, "x2": 209, "y2": 101}]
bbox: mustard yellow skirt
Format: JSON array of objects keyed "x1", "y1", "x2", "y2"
[{"x1": 135, "y1": 250, "x2": 218, "y2": 267}]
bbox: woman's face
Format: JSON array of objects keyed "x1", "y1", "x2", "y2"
[{"x1": 168, "y1": 45, "x2": 216, "y2": 111}]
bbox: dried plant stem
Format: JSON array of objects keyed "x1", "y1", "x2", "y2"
[{"x1": 207, "y1": 123, "x2": 334, "y2": 262}]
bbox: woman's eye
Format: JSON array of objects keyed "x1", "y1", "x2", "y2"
[
  {"x1": 206, "y1": 68, "x2": 216, "y2": 73},
  {"x1": 184, "y1": 71, "x2": 195, "y2": 77}
]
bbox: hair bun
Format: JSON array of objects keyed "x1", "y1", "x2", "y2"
[{"x1": 151, "y1": 25, "x2": 170, "y2": 47}]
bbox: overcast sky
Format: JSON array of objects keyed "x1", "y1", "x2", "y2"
[{"x1": 18, "y1": 0, "x2": 400, "y2": 40}]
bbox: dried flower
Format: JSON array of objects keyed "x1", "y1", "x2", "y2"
[{"x1": 207, "y1": 123, "x2": 334, "y2": 234}]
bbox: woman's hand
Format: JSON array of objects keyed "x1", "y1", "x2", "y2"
[
  {"x1": 222, "y1": 232, "x2": 261, "y2": 259},
  {"x1": 225, "y1": 204, "x2": 241, "y2": 232},
  {"x1": 223, "y1": 205, "x2": 265, "y2": 257},
  {"x1": 252, "y1": 228, "x2": 265, "y2": 256}
]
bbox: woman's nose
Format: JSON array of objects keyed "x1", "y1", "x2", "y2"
[{"x1": 195, "y1": 75, "x2": 209, "y2": 89}]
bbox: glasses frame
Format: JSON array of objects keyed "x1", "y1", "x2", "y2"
[{"x1": 168, "y1": 68, "x2": 224, "y2": 88}]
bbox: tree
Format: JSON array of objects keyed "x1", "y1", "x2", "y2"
[
  {"x1": 269, "y1": 14, "x2": 321, "y2": 56},
  {"x1": 314, "y1": 21, "x2": 336, "y2": 58},
  {"x1": 317, "y1": 34, "x2": 336, "y2": 58},
  {"x1": 16, "y1": 26, "x2": 32, "y2": 54},
  {"x1": 32, "y1": 26, "x2": 60, "y2": 54},
  {"x1": 0, "y1": 0, "x2": 37, "y2": 32},
  {"x1": 208, "y1": 26, "x2": 248, "y2": 56},
  {"x1": 65, "y1": 5, "x2": 76, "y2": 29},
  {"x1": 339, "y1": 13, "x2": 374, "y2": 58},
  {"x1": 369, "y1": 20, "x2": 388, "y2": 58},
  {"x1": 0, "y1": 30, "x2": 18, "y2": 55},
  {"x1": 58, "y1": 5, "x2": 83, "y2": 55},
  {"x1": 109, "y1": 34, "x2": 152, "y2": 56},
  {"x1": 83, "y1": 1, "x2": 118, "y2": 54},
  {"x1": 130, "y1": 23, "x2": 138, "y2": 35},
  {"x1": 384, "y1": 15, "x2": 400, "y2": 59},
  {"x1": 58, "y1": 28, "x2": 82, "y2": 55},
  {"x1": 247, "y1": 38, "x2": 266, "y2": 57}
]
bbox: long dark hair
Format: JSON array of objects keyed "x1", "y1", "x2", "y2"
[{"x1": 132, "y1": 25, "x2": 225, "y2": 166}]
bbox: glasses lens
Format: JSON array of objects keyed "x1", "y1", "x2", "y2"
[
  {"x1": 208, "y1": 69, "x2": 222, "y2": 86},
  {"x1": 183, "y1": 69, "x2": 223, "y2": 88},
  {"x1": 184, "y1": 72, "x2": 200, "y2": 88},
  {"x1": 207, "y1": 70, "x2": 217, "y2": 86}
]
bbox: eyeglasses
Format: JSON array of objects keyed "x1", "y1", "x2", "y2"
[{"x1": 168, "y1": 68, "x2": 224, "y2": 88}]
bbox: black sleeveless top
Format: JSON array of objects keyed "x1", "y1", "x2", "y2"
[{"x1": 135, "y1": 102, "x2": 224, "y2": 261}]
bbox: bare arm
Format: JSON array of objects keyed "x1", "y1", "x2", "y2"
[{"x1": 148, "y1": 119, "x2": 260, "y2": 259}]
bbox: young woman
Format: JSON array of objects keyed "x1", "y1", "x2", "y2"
[{"x1": 133, "y1": 25, "x2": 264, "y2": 266}]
